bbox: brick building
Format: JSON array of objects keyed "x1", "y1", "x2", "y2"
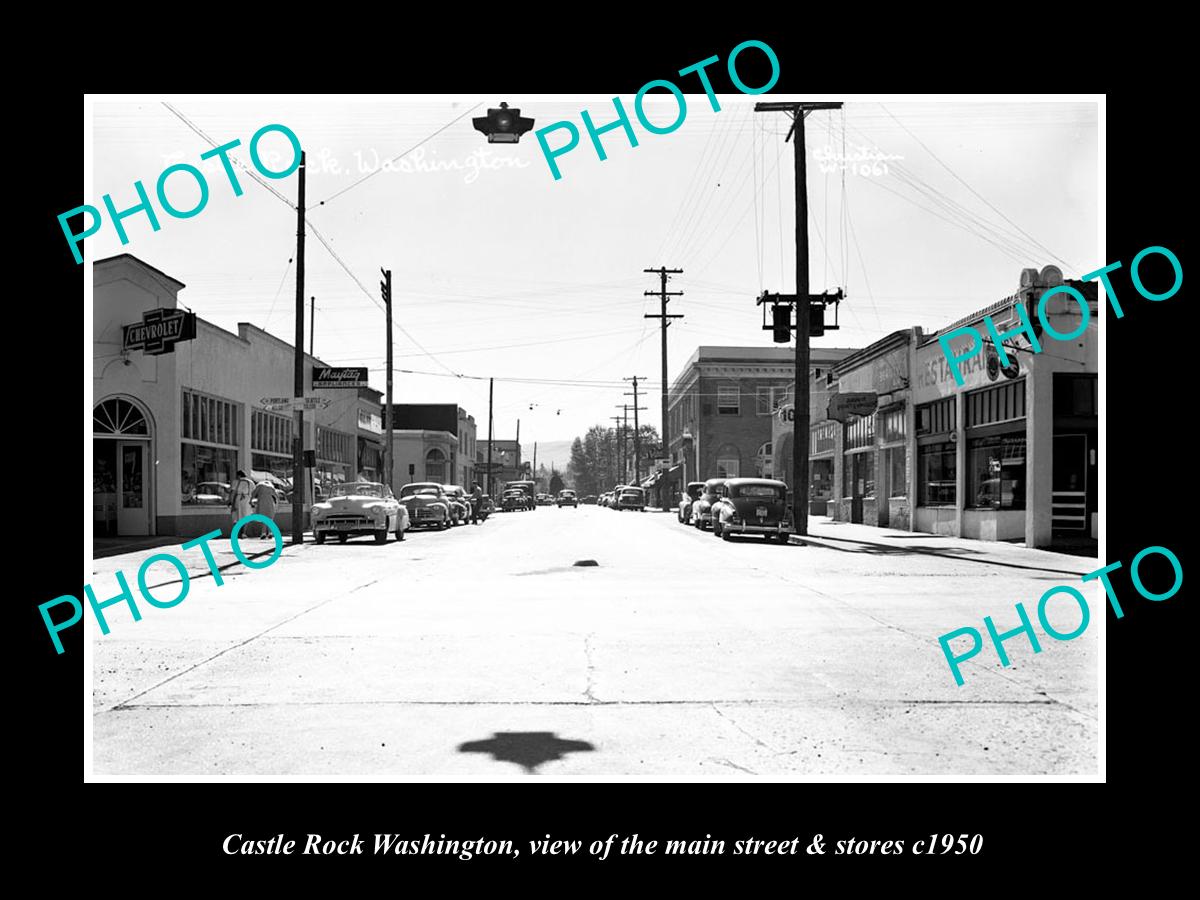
[{"x1": 667, "y1": 346, "x2": 856, "y2": 489}]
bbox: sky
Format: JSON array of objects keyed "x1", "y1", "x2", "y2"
[{"x1": 89, "y1": 96, "x2": 1098, "y2": 466}]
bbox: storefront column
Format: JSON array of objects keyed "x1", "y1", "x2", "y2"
[
  {"x1": 906, "y1": 402, "x2": 918, "y2": 532},
  {"x1": 1026, "y1": 368, "x2": 1052, "y2": 549},
  {"x1": 954, "y1": 391, "x2": 967, "y2": 537}
]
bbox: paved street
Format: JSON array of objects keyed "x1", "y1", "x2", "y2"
[{"x1": 91, "y1": 508, "x2": 1098, "y2": 777}]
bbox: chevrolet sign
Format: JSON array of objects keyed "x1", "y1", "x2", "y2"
[{"x1": 122, "y1": 309, "x2": 197, "y2": 355}]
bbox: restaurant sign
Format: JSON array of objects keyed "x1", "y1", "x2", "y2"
[{"x1": 123, "y1": 308, "x2": 196, "y2": 356}]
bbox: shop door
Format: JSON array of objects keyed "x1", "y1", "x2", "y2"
[
  {"x1": 117, "y1": 441, "x2": 149, "y2": 535},
  {"x1": 1052, "y1": 434, "x2": 1090, "y2": 533},
  {"x1": 849, "y1": 454, "x2": 865, "y2": 524}
]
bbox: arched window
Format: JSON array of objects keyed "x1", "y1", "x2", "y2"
[
  {"x1": 425, "y1": 447, "x2": 447, "y2": 482},
  {"x1": 94, "y1": 398, "x2": 148, "y2": 436},
  {"x1": 757, "y1": 442, "x2": 773, "y2": 478}
]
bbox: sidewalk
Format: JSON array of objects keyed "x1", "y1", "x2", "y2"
[{"x1": 794, "y1": 516, "x2": 1099, "y2": 577}]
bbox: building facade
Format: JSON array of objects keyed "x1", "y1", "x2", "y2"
[
  {"x1": 765, "y1": 266, "x2": 1098, "y2": 552},
  {"x1": 93, "y1": 254, "x2": 386, "y2": 542},
  {"x1": 911, "y1": 269, "x2": 1098, "y2": 550},
  {"x1": 667, "y1": 346, "x2": 856, "y2": 490},
  {"x1": 383, "y1": 404, "x2": 476, "y2": 488}
]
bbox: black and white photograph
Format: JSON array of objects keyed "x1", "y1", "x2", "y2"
[{"x1": 75, "y1": 86, "x2": 1115, "y2": 781}]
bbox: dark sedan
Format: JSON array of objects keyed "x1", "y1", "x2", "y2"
[
  {"x1": 678, "y1": 481, "x2": 705, "y2": 524},
  {"x1": 690, "y1": 477, "x2": 727, "y2": 530},
  {"x1": 710, "y1": 478, "x2": 794, "y2": 543}
]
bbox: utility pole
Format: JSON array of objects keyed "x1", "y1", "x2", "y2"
[
  {"x1": 381, "y1": 269, "x2": 393, "y2": 489},
  {"x1": 309, "y1": 296, "x2": 315, "y2": 357},
  {"x1": 614, "y1": 405, "x2": 631, "y2": 483},
  {"x1": 623, "y1": 376, "x2": 648, "y2": 484},
  {"x1": 515, "y1": 418, "x2": 521, "y2": 479},
  {"x1": 291, "y1": 151, "x2": 306, "y2": 546},
  {"x1": 644, "y1": 267, "x2": 683, "y2": 509},
  {"x1": 487, "y1": 377, "x2": 494, "y2": 497},
  {"x1": 533, "y1": 441, "x2": 538, "y2": 486},
  {"x1": 754, "y1": 101, "x2": 842, "y2": 537}
]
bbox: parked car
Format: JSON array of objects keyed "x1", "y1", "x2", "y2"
[
  {"x1": 397, "y1": 482, "x2": 452, "y2": 530},
  {"x1": 710, "y1": 478, "x2": 794, "y2": 543},
  {"x1": 190, "y1": 481, "x2": 230, "y2": 505},
  {"x1": 500, "y1": 488, "x2": 527, "y2": 512},
  {"x1": 537, "y1": 493, "x2": 555, "y2": 506},
  {"x1": 678, "y1": 481, "x2": 705, "y2": 524},
  {"x1": 311, "y1": 481, "x2": 409, "y2": 544},
  {"x1": 614, "y1": 485, "x2": 646, "y2": 511},
  {"x1": 557, "y1": 489, "x2": 578, "y2": 508},
  {"x1": 581, "y1": 495, "x2": 598, "y2": 505},
  {"x1": 504, "y1": 480, "x2": 537, "y2": 511},
  {"x1": 441, "y1": 484, "x2": 471, "y2": 525},
  {"x1": 691, "y1": 478, "x2": 727, "y2": 530}
]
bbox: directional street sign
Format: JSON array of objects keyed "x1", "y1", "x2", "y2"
[
  {"x1": 259, "y1": 397, "x2": 293, "y2": 412},
  {"x1": 293, "y1": 397, "x2": 331, "y2": 411}
]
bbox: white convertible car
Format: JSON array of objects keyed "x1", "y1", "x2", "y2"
[{"x1": 311, "y1": 482, "x2": 410, "y2": 544}]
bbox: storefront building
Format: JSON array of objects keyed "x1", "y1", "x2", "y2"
[
  {"x1": 771, "y1": 368, "x2": 841, "y2": 514},
  {"x1": 667, "y1": 346, "x2": 855, "y2": 493},
  {"x1": 831, "y1": 329, "x2": 917, "y2": 530},
  {"x1": 912, "y1": 267, "x2": 1098, "y2": 550},
  {"x1": 383, "y1": 404, "x2": 477, "y2": 489},
  {"x1": 94, "y1": 253, "x2": 387, "y2": 542}
]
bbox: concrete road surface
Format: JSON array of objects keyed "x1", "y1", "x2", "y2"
[{"x1": 90, "y1": 507, "x2": 1099, "y2": 777}]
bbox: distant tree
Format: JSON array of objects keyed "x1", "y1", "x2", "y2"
[
  {"x1": 549, "y1": 469, "x2": 564, "y2": 494},
  {"x1": 569, "y1": 437, "x2": 591, "y2": 495}
]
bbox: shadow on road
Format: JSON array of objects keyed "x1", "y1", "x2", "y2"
[
  {"x1": 804, "y1": 534, "x2": 1086, "y2": 576},
  {"x1": 458, "y1": 731, "x2": 595, "y2": 773}
]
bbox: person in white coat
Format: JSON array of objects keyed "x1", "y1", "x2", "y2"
[{"x1": 230, "y1": 469, "x2": 254, "y2": 533}]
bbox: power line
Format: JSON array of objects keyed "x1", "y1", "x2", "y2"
[
  {"x1": 309, "y1": 102, "x2": 484, "y2": 210},
  {"x1": 879, "y1": 103, "x2": 1074, "y2": 270}
]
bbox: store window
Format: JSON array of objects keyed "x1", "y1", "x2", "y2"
[
  {"x1": 918, "y1": 443, "x2": 956, "y2": 506},
  {"x1": 316, "y1": 426, "x2": 354, "y2": 498},
  {"x1": 716, "y1": 457, "x2": 740, "y2": 478},
  {"x1": 966, "y1": 380, "x2": 1025, "y2": 428},
  {"x1": 756, "y1": 385, "x2": 787, "y2": 415},
  {"x1": 182, "y1": 389, "x2": 240, "y2": 506},
  {"x1": 251, "y1": 409, "x2": 293, "y2": 484},
  {"x1": 811, "y1": 421, "x2": 837, "y2": 454},
  {"x1": 916, "y1": 397, "x2": 955, "y2": 436},
  {"x1": 845, "y1": 414, "x2": 875, "y2": 450},
  {"x1": 968, "y1": 435, "x2": 1026, "y2": 510},
  {"x1": 886, "y1": 447, "x2": 906, "y2": 498},
  {"x1": 843, "y1": 451, "x2": 875, "y2": 498},
  {"x1": 1054, "y1": 373, "x2": 1097, "y2": 416},
  {"x1": 717, "y1": 385, "x2": 739, "y2": 415},
  {"x1": 881, "y1": 407, "x2": 906, "y2": 443}
]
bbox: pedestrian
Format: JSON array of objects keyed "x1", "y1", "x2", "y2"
[
  {"x1": 250, "y1": 478, "x2": 279, "y2": 539},
  {"x1": 230, "y1": 469, "x2": 254, "y2": 534},
  {"x1": 470, "y1": 482, "x2": 484, "y2": 525}
]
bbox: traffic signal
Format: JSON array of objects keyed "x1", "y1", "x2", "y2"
[
  {"x1": 772, "y1": 303, "x2": 791, "y2": 343},
  {"x1": 472, "y1": 102, "x2": 535, "y2": 144},
  {"x1": 380, "y1": 267, "x2": 391, "y2": 305}
]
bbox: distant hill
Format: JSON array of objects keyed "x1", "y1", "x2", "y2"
[{"x1": 522, "y1": 440, "x2": 574, "y2": 474}]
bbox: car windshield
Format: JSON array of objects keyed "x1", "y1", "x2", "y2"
[
  {"x1": 333, "y1": 483, "x2": 386, "y2": 498},
  {"x1": 735, "y1": 485, "x2": 783, "y2": 499},
  {"x1": 560, "y1": 492, "x2": 575, "y2": 497}
]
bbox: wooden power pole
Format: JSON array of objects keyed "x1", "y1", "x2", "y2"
[
  {"x1": 291, "y1": 151, "x2": 306, "y2": 546},
  {"x1": 644, "y1": 267, "x2": 682, "y2": 509},
  {"x1": 753, "y1": 102, "x2": 842, "y2": 537}
]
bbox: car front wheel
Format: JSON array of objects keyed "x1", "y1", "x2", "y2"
[
  {"x1": 315, "y1": 532, "x2": 326, "y2": 544},
  {"x1": 374, "y1": 528, "x2": 388, "y2": 544}
]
